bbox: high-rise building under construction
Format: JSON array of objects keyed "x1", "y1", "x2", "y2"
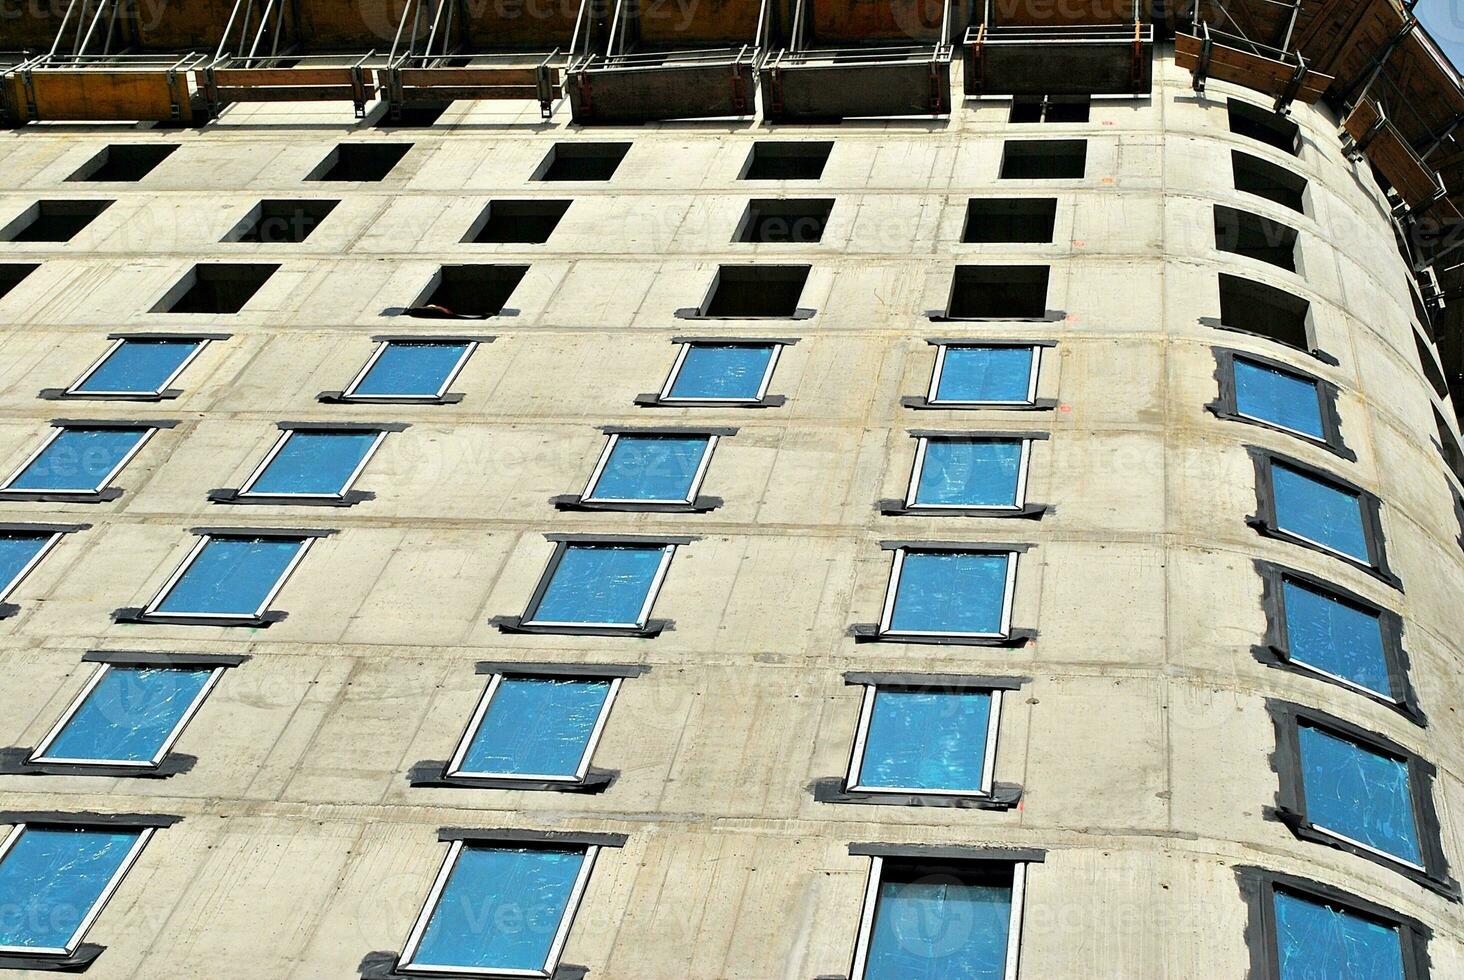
[{"x1": 0, "y1": 1, "x2": 1463, "y2": 977}]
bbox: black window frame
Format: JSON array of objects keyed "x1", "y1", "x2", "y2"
[
  {"x1": 1206, "y1": 348, "x2": 1351, "y2": 459},
  {"x1": 1266, "y1": 700, "x2": 1457, "y2": 898},
  {"x1": 1252, "y1": 560, "x2": 1421, "y2": 723},
  {"x1": 1235, "y1": 865, "x2": 1433, "y2": 980},
  {"x1": 1245, "y1": 447, "x2": 1398, "y2": 588}
]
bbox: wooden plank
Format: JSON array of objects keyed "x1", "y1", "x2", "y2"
[
  {"x1": 397, "y1": 67, "x2": 546, "y2": 87},
  {"x1": 1175, "y1": 33, "x2": 1332, "y2": 103},
  {"x1": 21, "y1": 70, "x2": 192, "y2": 122},
  {"x1": 212, "y1": 85, "x2": 359, "y2": 102},
  {"x1": 1346, "y1": 98, "x2": 1453, "y2": 212},
  {"x1": 208, "y1": 67, "x2": 357, "y2": 87}
]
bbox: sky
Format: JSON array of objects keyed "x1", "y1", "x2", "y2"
[{"x1": 1418, "y1": 0, "x2": 1464, "y2": 73}]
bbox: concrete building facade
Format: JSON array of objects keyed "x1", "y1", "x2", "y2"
[{"x1": 0, "y1": 3, "x2": 1462, "y2": 978}]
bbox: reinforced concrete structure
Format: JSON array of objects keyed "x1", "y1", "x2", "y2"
[{"x1": 0, "y1": 1, "x2": 1462, "y2": 978}]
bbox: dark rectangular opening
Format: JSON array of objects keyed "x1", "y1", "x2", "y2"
[
  {"x1": 735, "y1": 199, "x2": 834, "y2": 243},
  {"x1": 1213, "y1": 205, "x2": 1298, "y2": 272},
  {"x1": 1231, "y1": 150, "x2": 1307, "y2": 213},
  {"x1": 308, "y1": 143, "x2": 413, "y2": 181},
  {"x1": 68, "y1": 144, "x2": 177, "y2": 182},
  {"x1": 1217, "y1": 273, "x2": 1310, "y2": 350},
  {"x1": 464, "y1": 200, "x2": 572, "y2": 244},
  {"x1": 1414, "y1": 330, "x2": 1450, "y2": 399},
  {"x1": 378, "y1": 103, "x2": 449, "y2": 128},
  {"x1": 0, "y1": 264, "x2": 39, "y2": 301},
  {"x1": 1227, "y1": 99, "x2": 1299, "y2": 155},
  {"x1": 702, "y1": 266, "x2": 810, "y2": 317},
  {"x1": 962, "y1": 198, "x2": 1057, "y2": 243},
  {"x1": 947, "y1": 265, "x2": 1050, "y2": 318},
  {"x1": 999, "y1": 140, "x2": 1087, "y2": 179},
  {"x1": 2, "y1": 200, "x2": 112, "y2": 242},
  {"x1": 226, "y1": 200, "x2": 338, "y2": 244},
  {"x1": 413, "y1": 265, "x2": 528, "y2": 317},
  {"x1": 1009, "y1": 96, "x2": 1091, "y2": 123},
  {"x1": 1435, "y1": 409, "x2": 1464, "y2": 482},
  {"x1": 741, "y1": 141, "x2": 833, "y2": 180},
  {"x1": 532, "y1": 142, "x2": 631, "y2": 181},
  {"x1": 154, "y1": 263, "x2": 279, "y2": 314}
]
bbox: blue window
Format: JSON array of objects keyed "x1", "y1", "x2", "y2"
[
  {"x1": 928, "y1": 345, "x2": 1039, "y2": 405},
  {"x1": 1272, "y1": 889, "x2": 1407, "y2": 980},
  {"x1": 400, "y1": 842, "x2": 598, "y2": 975},
  {"x1": 449, "y1": 675, "x2": 618, "y2": 781},
  {"x1": 1, "y1": 426, "x2": 153, "y2": 495},
  {"x1": 147, "y1": 535, "x2": 310, "y2": 620},
  {"x1": 662, "y1": 342, "x2": 781, "y2": 402},
  {"x1": 0, "y1": 824, "x2": 150, "y2": 955},
  {"x1": 1271, "y1": 463, "x2": 1371, "y2": 563},
  {"x1": 850, "y1": 686, "x2": 1000, "y2": 795},
  {"x1": 345, "y1": 341, "x2": 475, "y2": 400},
  {"x1": 239, "y1": 429, "x2": 386, "y2": 498},
  {"x1": 0, "y1": 531, "x2": 63, "y2": 602},
  {"x1": 68, "y1": 338, "x2": 207, "y2": 397},
  {"x1": 583, "y1": 434, "x2": 716, "y2": 504},
  {"x1": 1281, "y1": 577, "x2": 1395, "y2": 699},
  {"x1": 881, "y1": 549, "x2": 1016, "y2": 638},
  {"x1": 908, "y1": 438, "x2": 1028, "y2": 509},
  {"x1": 1298, "y1": 722, "x2": 1421, "y2": 867},
  {"x1": 1233, "y1": 358, "x2": 1326, "y2": 440},
  {"x1": 855, "y1": 859, "x2": 1022, "y2": 980},
  {"x1": 525, "y1": 543, "x2": 674, "y2": 628},
  {"x1": 31, "y1": 665, "x2": 219, "y2": 766}
]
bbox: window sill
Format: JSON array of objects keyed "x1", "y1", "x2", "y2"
[
  {"x1": 407, "y1": 761, "x2": 615, "y2": 794},
  {"x1": 491, "y1": 616, "x2": 669, "y2": 638},
  {"x1": 550, "y1": 495, "x2": 721, "y2": 514},
  {"x1": 318, "y1": 390, "x2": 466, "y2": 405},
  {"x1": 1206, "y1": 404, "x2": 1355, "y2": 461},
  {"x1": 1251, "y1": 644, "x2": 1425, "y2": 726},
  {"x1": 1201, "y1": 317, "x2": 1340, "y2": 366},
  {"x1": 812, "y1": 776, "x2": 1022, "y2": 810},
  {"x1": 1271, "y1": 809, "x2": 1461, "y2": 900},
  {"x1": 634, "y1": 393, "x2": 786, "y2": 408},
  {"x1": 39, "y1": 388, "x2": 182, "y2": 402},
  {"x1": 359, "y1": 952, "x2": 587, "y2": 980},
  {"x1": 0, "y1": 945, "x2": 104, "y2": 973},
  {"x1": 848, "y1": 624, "x2": 1036, "y2": 647},
  {"x1": 208, "y1": 489, "x2": 373, "y2": 508},
  {"x1": 0, "y1": 488, "x2": 121, "y2": 503},
  {"x1": 112, "y1": 607, "x2": 287, "y2": 628},
  {"x1": 925, "y1": 309, "x2": 1066, "y2": 322},
  {"x1": 878, "y1": 499, "x2": 1048, "y2": 519},
  {"x1": 0, "y1": 747, "x2": 195, "y2": 778},
  {"x1": 1246, "y1": 517, "x2": 1401, "y2": 590},
  {"x1": 901, "y1": 395, "x2": 1058, "y2": 411},
  {"x1": 674, "y1": 307, "x2": 817, "y2": 320}
]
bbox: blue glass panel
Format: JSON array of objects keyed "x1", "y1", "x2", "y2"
[
  {"x1": 933, "y1": 346, "x2": 1034, "y2": 403},
  {"x1": 412, "y1": 846, "x2": 584, "y2": 971},
  {"x1": 1298, "y1": 724, "x2": 1420, "y2": 865},
  {"x1": 1272, "y1": 465, "x2": 1370, "y2": 563},
  {"x1": 1282, "y1": 580, "x2": 1393, "y2": 697},
  {"x1": 8, "y1": 428, "x2": 147, "y2": 492},
  {"x1": 530, "y1": 545, "x2": 666, "y2": 626},
  {"x1": 889, "y1": 552, "x2": 1009, "y2": 635},
  {"x1": 864, "y1": 867, "x2": 1011, "y2": 980},
  {"x1": 155, "y1": 537, "x2": 304, "y2": 616},
  {"x1": 0, "y1": 827, "x2": 140, "y2": 951},
  {"x1": 668, "y1": 344, "x2": 775, "y2": 400},
  {"x1": 353, "y1": 343, "x2": 469, "y2": 397},
  {"x1": 76, "y1": 340, "x2": 199, "y2": 394},
  {"x1": 460, "y1": 677, "x2": 613, "y2": 777},
  {"x1": 914, "y1": 440, "x2": 1022, "y2": 507},
  {"x1": 0, "y1": 534, "x2": 51, "y2": 592},
  {"x1": 589, "y1": 436, "x2": 709, "y2": 502},
  {"x1": 1274, "y1": 890, "x2": 1406, "y2": 980},
  {"x1": 860, "y1": 689, "x2": 992, "y2": 791},
  {"x1": 1234, "y1": 359, "x2": 1325, "y2": 439},
  {"x1": 247, "y1": 431, "x2": 379, "y2": 496},
  {"x1": 42, "y1": 667, "x2": 213, "y2": 764}
]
